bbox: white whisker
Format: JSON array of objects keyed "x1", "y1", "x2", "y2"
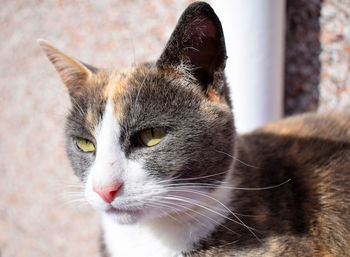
[
  {"x1": 160, "y1": 170, "x2": 231, "y2": 184},
  {"x1": 164, "y1": 191, "x2": 262, "y2": 243},
  {"x1": 164, "y1": 179, "x2": 291, "y2": 191},
  {"x1": 214, "y1": 149, "x2": 260, "y2": 169},
  {"x1": 60, "y1": 198, "x2": 88, "y2": 208},
  {"x1": 163, "y1": 194, "x2": 247, "y2": 229},
  {"x1": 144, "y1": 202, "x2": 180, "y2": 223},
  {"x1": 146, "y1": 201, "x2": 190, "y2": 224},
  {"x1": 151, "y1": 197, "x2": 240, "y2": 236}
]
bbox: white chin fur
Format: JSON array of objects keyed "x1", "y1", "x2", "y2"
[
  {"x1": 100, "y1": 170, "x2": 234, "y2": 257},
  {"x1": 105, "y1": 210, "x2": 142, "y2": 225}
]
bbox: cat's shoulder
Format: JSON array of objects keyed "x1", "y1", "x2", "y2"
[
  {"x1": 239, "y1": 112, "x2": 350, "y2": 149},
  {"x1": 252, "y1": 112, "x2": 350, "y2": 139}
]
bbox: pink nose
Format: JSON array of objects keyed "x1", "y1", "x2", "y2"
[{"x1": 93, "y1": 182, "x2": 123, "y2": 203}]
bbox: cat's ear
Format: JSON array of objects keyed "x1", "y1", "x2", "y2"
[
  {"x1": 38, "y1": 39, "x2": 97, "y2": 97},
  {"x1": 157, "y1": 2, "x2": 226, "y2": 87}
]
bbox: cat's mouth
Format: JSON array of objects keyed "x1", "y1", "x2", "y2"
[
  {"x1": 104, "y1": 205, "x2": 149, "y2": 224},
  {"x1": 106, "y1": 206, "x2": 143, "y2": 216}
]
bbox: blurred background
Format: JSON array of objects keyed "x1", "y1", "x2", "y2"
[{"x1": 0, "y1": 0, "x2": 349, "y2": 256}]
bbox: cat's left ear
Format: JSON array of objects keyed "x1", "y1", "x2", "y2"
[
  {"x1": 157, "y1": 2, "x2": 226, "y2": 88},
  {"x1": 38, "y1": 39, "x2": 97, "y2": 98}
]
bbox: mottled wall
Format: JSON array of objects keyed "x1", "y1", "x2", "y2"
[{"x1": 319, "y1": 0, "x2": 350, "y2": 111}]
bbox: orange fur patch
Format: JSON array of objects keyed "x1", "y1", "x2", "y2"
[
  {"x1": 102, "y1": 67, "x2": 137, "y2": 120},
  {"x1": 208, "y1": 88, "x2": 225, "y2": 103},
  {"x1": 103, "y1": 67, "x2": 135, "y2": 100}
]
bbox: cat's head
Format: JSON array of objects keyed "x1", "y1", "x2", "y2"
[{"x1": 40, "y1": 2, "x2": 235, "y2": 224}]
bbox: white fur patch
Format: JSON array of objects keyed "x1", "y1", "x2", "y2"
[
  {"x1": 100, "y1": 170, "x2": 234, "y2": 257},
  {"x1": 101, "y1": 172, "x2": 234, "y2": 257},
  {"x1": 102, "y1": 214, "x2": 183, "y2": 257},
  {"x1": 85, "y1": 99, "x2": 123, "y2": 211}
]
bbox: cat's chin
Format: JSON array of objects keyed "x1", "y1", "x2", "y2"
[{"x1": 104, "y1": 207, "x2": 144, "y2": 224}]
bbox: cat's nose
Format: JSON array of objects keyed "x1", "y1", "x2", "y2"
[{"x1": 93, "y1": 181, "x2": 123, "y2": 203}]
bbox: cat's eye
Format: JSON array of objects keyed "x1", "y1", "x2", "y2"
[
  {"x1": 139, "y1": 127, "x2": 166, "y2": 147},
  {"x1": 74, "y1": 137, "x2": 95, "y2": 152}
]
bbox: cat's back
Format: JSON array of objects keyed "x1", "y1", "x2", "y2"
[
  {"x1": 234, "y1": 112, "x2": 350, "y2": 256},
  {"x1": 249, "y1": 112, "x2": 350, "y2": 141},
  {"x1": 240, "y1": 112, "x2": 350, "y2": 172},
  {"x1": 240, "y1": 112, "x2": 350, "y2": 176}
]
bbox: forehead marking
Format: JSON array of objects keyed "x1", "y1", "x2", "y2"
[
  {"x1": 103, "y1": 68, "x2": 139, "y2": 122},
  {"x1": 103, "y1": 67, "x2": 136, "y2": 99}
]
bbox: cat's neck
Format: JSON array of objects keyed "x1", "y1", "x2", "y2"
[{"x1": 102, "y1": 168, "x2": 234, "y2": 257}]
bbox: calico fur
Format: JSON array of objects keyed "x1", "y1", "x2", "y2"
[{"x1": 39, "y1": 2, "x2": 350, "y2": 256}]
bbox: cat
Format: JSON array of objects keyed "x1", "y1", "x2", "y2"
[{"x1": 39, "y1": 2, "x2": 350, "y2": 257}]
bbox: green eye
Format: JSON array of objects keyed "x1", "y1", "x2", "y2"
[
  {"x1": 139, "y1": 127, "x2": 166, "y2": 147},
  {"x1": 75, "y1": 137, "x2": 95, "y2": 152}
]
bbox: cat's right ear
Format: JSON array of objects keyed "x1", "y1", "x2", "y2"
[{"x1": 38, "y1": 39, "x2": 96, "y2": 98}]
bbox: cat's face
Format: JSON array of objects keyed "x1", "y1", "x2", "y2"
[{"x1": 40, "y1": 2, "x2": 235, "y2": 224}]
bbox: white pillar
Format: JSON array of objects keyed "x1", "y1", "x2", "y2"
[{"x1": 212, "y1": 0, "x2": 286, "y2": 133}]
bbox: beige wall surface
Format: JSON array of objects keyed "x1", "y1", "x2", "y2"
[{"x1": 319, "y1": 0, "x2": 350, "y2": 111}]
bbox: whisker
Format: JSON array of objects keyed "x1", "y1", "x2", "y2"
[
  {"x1": 164, "y1": 179, "x2": 291, "y2": 191},
  {"x1": 164, "y1": 191, "x2": 262, "y2": 243},
  {"x1": 151, "y1": 199, "x2": 214, "y2": 229},
  {"x1": 60, "y1": 189, "x2": 84, "y2": 195},
  {"x1": 56, "y1": 179, "x2": 84, "y2": 186},
  {"x1": 60, "y1": 192, "x2": 85, "y2": 198},
  {"x1": 160, "y1": 170, "x2": 231, "y2": 184},
  {"x1": 151, "y1": 197, "x2": 240, "y2": 236},
  {"x1": 59, "y1": 188, "x2": 86, "y2": 207},
  {"x1": 214, "y1": 149, "x2": 260, "y2": 169},
  {"x1": 163, "y1": 194, "x2": 251, "y2": 230},
  {"x1": 144, "y1": 202, "x2": 180, "y2": 223},
  {"x1": 155, "y1": 187, "x2": 261, "y2": 218},
  {"x1": 148, "y1": 201, "x2": 203, "y2": 225},
  {"x1": 59, "y1": 198, "x2": 88, "y2": 208}
]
